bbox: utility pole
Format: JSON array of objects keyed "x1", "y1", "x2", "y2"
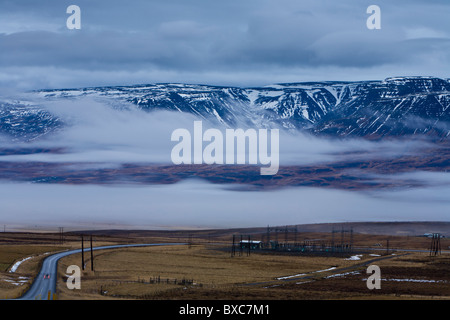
[
  {"x1": 81, "y1": 235, "x2": 85, "y2": 270},
  {"x1": 239, "y1": 235, "x2": 243, "y2": 256},
  {"x1": 90, "y1": 235, "x2": 94, "y2": 271},
  {"x1": 331, "y1": 227, "x2": 335, "y2": 253},
  {"x1": 284, "y1": 226, "x2": 288, "y2": 244},
  {"x1": 430, "y1": 233, "x2": 441, "y2": 256},
  {"x1": 350, "y1": 227, "x2": 353, "y2": 252},
  {"x1": 231, "y1": 235, "x2": 236, "y2": 257},
  {"x1": 59, "y1": 227, "x2": 64, "y2": 244}
]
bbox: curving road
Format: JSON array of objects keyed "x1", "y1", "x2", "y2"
[{"x1": 17, "y1": 243, "x2": 185, "y2": 300}]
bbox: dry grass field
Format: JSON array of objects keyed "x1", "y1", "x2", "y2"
[
  {"x1": 0, "y1": 244, "x2": 65, "y2": 299},
  {"x1": 0, "y1": 231, "x2": 126, "y2": 299},
  {"x1": 55, "y1": 244, "x2": 358, "y2": 299},
  {"x1": 56, "y1": 244, "x2": 450, "y2": 300},
  {"x1": 0, "y1": 224, "x2": 449, "y2": 300}
]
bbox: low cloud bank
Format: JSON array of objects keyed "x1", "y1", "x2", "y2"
[
  {"x1": 0, "y1": 96, "x2": 432, "y2": 169},
  {"x1": 0, "y1": 97, "x2": 447, "y2": 228},
  {"x1": 1, "y1": 175, "x2": 449, "y2": 230}
]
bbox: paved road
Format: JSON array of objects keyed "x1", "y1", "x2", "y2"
[{"x1": 17, "y1": 243, "x2": 185, "y2": 300}]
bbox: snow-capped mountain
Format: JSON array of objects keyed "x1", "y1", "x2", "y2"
[
  {"x1": 312, "y1": 77, "x2": 450, "y2": 139},
  {"x1": 36, "y1": 82, "x2": 347, "y2": 130},
  {"x1": 0, "y1": 102, "x2": 63, "y2": 141},
  {"x1": 2, "y1": 76, "x2": 450, "y2": 141}
]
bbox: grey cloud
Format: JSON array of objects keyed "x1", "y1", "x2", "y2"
[
  {"x1": 1, "y1": 178, "x2": 450, "y2": 230},
  {"x1": 0, "y1": 0, "x2": 449, "y2": 89}
]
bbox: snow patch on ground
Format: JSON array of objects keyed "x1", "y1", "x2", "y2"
[
  {"x1": 9, "y1": 256, "x2": 32, "y2": 273},
  {"x1": 2, "y1": 276, "x2": 30, "y2": 286},
  {"x1": 324, "y1": 271, "x2": 360, "y2": 279},
  {"x1": 295, "y1": 280, "x2": 314, "y2": 285},
  {"x1": 314, "y1": 267, "x2": 337, "y2": 273},
  {"x1": 361, "y1": 277, "x2": 447, "y2": 283},
  {"x1": 277, "y1": 267, "x2": 337, "y2": 280},
  {"x1": 277, "y1": 273, "x2": 306, "y2": 280},
  {"x1": 344, "y1": 255, "x2": 363, "y2": 260},
  {"x1": 382, "y1": 278, "x2": 447, "y2": 283}
]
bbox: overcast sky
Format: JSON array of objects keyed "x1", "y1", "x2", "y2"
[
  {"x1": 1, "y1": 0, "x2": 449, "y2": 90},
  {"x1": 2, "y1": 0, "x2": 450, "y2": 229}
]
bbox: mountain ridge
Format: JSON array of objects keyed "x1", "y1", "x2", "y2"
[{"x1": 1, "y1": 76, "x2": 450, "y2": 141}]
